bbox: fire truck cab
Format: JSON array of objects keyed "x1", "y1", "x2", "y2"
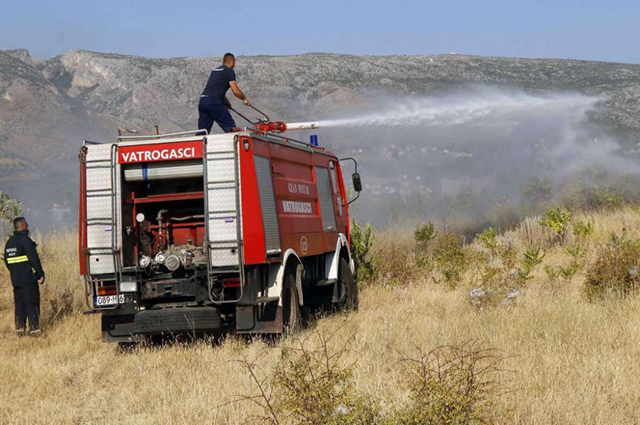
[{"x1": 79, "y1": 130, "x2": 361, "y2": 342}]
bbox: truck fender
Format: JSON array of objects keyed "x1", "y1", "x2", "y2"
[
  {"x1": 325, "y1": 233, "x2": 354, "y2": 281},
  {"x1": 267, "y1": 249, "x2": 305, "y2": 307}
]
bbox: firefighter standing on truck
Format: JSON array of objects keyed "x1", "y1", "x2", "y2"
[
  {"x1": 4, "y1": 217, "x2": 45, "y2": 336},
  {"x1": 198, "y1": 52, "x2": 251, "y2": 134}
]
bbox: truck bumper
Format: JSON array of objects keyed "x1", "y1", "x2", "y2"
[{"x1": 102, "y1": 307, "x2": 225, "y2": 342}]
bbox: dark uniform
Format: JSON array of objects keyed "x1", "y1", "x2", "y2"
[
  {"x1": 4, "y1": 230, "x2": 44, "y2": 333},
  {"x1": 198, "y1": 65, "x2": 237, "y2": 133}
]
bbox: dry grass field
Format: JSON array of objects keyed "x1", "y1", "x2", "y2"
[{"x1": 1, "y1": 208, "x2": 640, "y2": 424}]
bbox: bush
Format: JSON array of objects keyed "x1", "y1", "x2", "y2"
[
  {"x1": 414, "y1": 221, "x2": 436, "y2": 249},
  {"x1": 477, "y1": 227, "x2": 497, "y2": 251},
  {"x1": 374, "y1": 244, "x2": 418, "y2": 287},
  {"x1": 350, "y1": 221, "x2": 377, "y2": 284},
  {"x1": 238, "y1": 329, "x2": 380, "y2": 425},
  {"x1": 520, "y1": 246, "x2": 545, "y2": 281},
  {"x1": 583, "y1": 233, "x2": 640, "y2": 301},
  {"x1": 521, "y1": 176, "x2": 553, "y2": 207},
  {"x1": 237, "y1": 332, "x2": 504, "y2": 425},
  {"x1": 0, "y1": 192, "x2": 23, "y2": 238},
  {"x1": 391, "y1": 341, "x2": 505, "y2": 425},
  {"x1": 414, "y1": 221, "x2": 437, "y2": 271},
  {"x1": 539, "y1": 206, "x2": 572, "y2": 245},
  {"x1": 432, "y1": 233, "x2": 469, "y2": 289},
  {"x1": 573, "y1": 219, "x2": 594, "y2": 240}
]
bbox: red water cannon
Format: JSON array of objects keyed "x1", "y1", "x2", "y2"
[
  {"x1": 253, "y1": 121, "x2": 288, "y2": 133},
  {"x1": 229, "y1": 104, "x2": 289, "y2": 134}
]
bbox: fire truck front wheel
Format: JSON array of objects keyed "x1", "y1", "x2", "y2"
[
  {"x1": 339, "y1": 258, "x2": 359, "y2": 312},
  {"x1": 282, "y1": 269, "x2": 301, "y2": 335}
]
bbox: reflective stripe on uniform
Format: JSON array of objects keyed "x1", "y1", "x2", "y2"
[{"x1": 7, "y1": 255, "x2": 28, "y2": 264}]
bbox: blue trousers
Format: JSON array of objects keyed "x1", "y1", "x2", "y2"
[
  {"x1": 14, "y1": 282, "x2": 40, "y2": 331},
  {"x1": 198, "y1": 97, "x2": 237, "y2": 133}
]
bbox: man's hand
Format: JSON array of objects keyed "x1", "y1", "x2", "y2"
[
  {"x1": 243, "y1": 98, "x2": 251, "y2": 106},
  {"x1": 38, "y1": 277, "x2": 45, "y2": 285}
]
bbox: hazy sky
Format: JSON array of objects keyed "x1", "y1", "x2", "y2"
[{"x1": 2, "y1": 0, "x2": 639, "y2": 63}]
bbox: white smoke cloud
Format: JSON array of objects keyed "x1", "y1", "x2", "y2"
[{"x1": 309, "y1": 87, "x2": 640, "y2": 225}]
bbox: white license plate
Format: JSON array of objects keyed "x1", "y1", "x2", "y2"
[{"x1": 94, "y1": 294, "x2": 133, "y2": 307}]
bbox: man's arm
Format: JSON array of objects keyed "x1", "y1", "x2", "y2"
[
  {"x1": 229, "y1": 81, "x2": 250, "y2": 106},
  {"x1": 23, "y1": 239, "x2": 44, "y2": 281}
]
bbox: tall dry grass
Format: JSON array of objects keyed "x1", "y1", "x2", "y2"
[{"x1": 1, "y1": 209, "x2": 640, "y2": 424}]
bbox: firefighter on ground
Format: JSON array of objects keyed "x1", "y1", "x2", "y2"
[
  {"x1": 198, "y1": 52, "x2": 251, "y2": 134},
  {"x1": 4, "y1": 217, "x2": 45, "y2": 336}
]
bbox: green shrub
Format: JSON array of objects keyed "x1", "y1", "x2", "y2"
[
  {"x1": 391, "y1": 341, "x2": 504, "y2": 425},
  {"x1": 544, "y1": 263, "x2": 579, "y2": 282},
  {"x1": 539, "y1": 206, "x2": 572, "y2": 244},
  {"x1": 583, "y1": 233, "x2": 640, "y2": 301},
  {"x1": 477, "y1": 227, "x2": 497, "y2": 251},
  {"x1": 432, "y1": 233, "x2": 469, "y2": 289},
  {"x1": 350, "y1": 221, "x2": 377, "y2": 284},
  {"x1": 596, "y1": 188, "x2": 624, "y2": 209},
  {"x1": 414, "y1": 221, "x2": 437, "y2": 248},
  {"x1": 0, "y1": 192, "x2": 23, "y2": 238},
  {"x1": 414, "y1": 221, "x2": 437, "y2": 271},
  {"x1": 573, "y1": 219, "x2": 594, "y2": 240},
  {"x1": 520, "y1": 246, "x2": 545, "y2": 281}
]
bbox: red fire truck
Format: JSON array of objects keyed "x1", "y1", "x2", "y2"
[{"x1": 79, "y1": 126, "x2": 362, "y2": 342}]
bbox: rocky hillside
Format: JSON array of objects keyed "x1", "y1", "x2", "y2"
[{"x1": 1, "y1": 49, "x2": 640, "y2": 222}]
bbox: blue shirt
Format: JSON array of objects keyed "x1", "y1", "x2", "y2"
[{"x1": 201, "y1": 65, "x2": 236, "y2": 101}]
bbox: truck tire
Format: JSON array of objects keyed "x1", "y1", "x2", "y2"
[
  {"x1": 339, "y1": 258, "x2": 358, "y2": 311},
  {"x1": 282, "y1": 269, "x2": 301, "y2": 335}
]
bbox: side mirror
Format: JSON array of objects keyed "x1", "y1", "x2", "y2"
[
  {"x1": 352, "y1": 173, "x2": 362, "y2": 192},
  {"x1": 339, "y1": 157, "x2": 362, "y2": 205}
]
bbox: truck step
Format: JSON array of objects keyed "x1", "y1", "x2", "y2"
[
  {"x1": 255, "y1": 296, "x2": 280, "y2": 304},
  {"x1": 316, "y1": 278, "x2": 337, "y2": 287}
]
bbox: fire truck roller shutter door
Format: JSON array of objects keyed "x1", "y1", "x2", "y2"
[
  {"x1": 315, "y1": 167, "x2": 337, "y2": 231},
  {"x1": 123, "y1": 160, "x2": 203, "y2": 181},
  {"x1": 254, "y1": 155, "x2": 281, "y2": 254}
]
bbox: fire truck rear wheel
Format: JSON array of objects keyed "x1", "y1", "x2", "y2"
[
  {"x1": 339, "y1": 258, "x2": 359, "y2": 311},
  {"x1": 282, "y1": 269, "x2": 301, "y2": 335}
]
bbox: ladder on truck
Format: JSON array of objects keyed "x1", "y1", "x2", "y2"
[
  {"x1": 80, "y1": 142, "x2": 122, "y2": 311},
  {"x1": 203, "y1": 134, "x2": 246, "y2": 304},
  {"x1": 203, "y1": 133, "x2": 282, "y2": 334}
]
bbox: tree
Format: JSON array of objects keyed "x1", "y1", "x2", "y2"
[{"x1": 0, "y1": 192, "x2": 24, "y2": 239}]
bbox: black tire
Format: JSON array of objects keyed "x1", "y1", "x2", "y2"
[
  {"x1": 282, "y1": 268, "x2": 301, "y2": 336},
  {"x1": 338, "y1": 258, "x2": 358, "y2": 311}
]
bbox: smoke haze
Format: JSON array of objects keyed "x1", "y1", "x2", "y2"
[{"x1": 310, "y1": 87, "x2": 640, "y2": 227}]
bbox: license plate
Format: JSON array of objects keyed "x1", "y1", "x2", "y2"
[{"x1": 94, "y1": 294, "x2": 133, "y2": 307}]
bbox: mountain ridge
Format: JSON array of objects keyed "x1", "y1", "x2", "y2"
[{"x1": 1, "y1": 48, "x2": 640, "y2": 219}]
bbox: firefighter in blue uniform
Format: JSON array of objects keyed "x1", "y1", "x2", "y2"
[
  {"x1": 4, "y1": 217, "x2": 45, "y2": 336},
  {"x1": 198, "y1": 52, "x2": 251, "y2": 134}
]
